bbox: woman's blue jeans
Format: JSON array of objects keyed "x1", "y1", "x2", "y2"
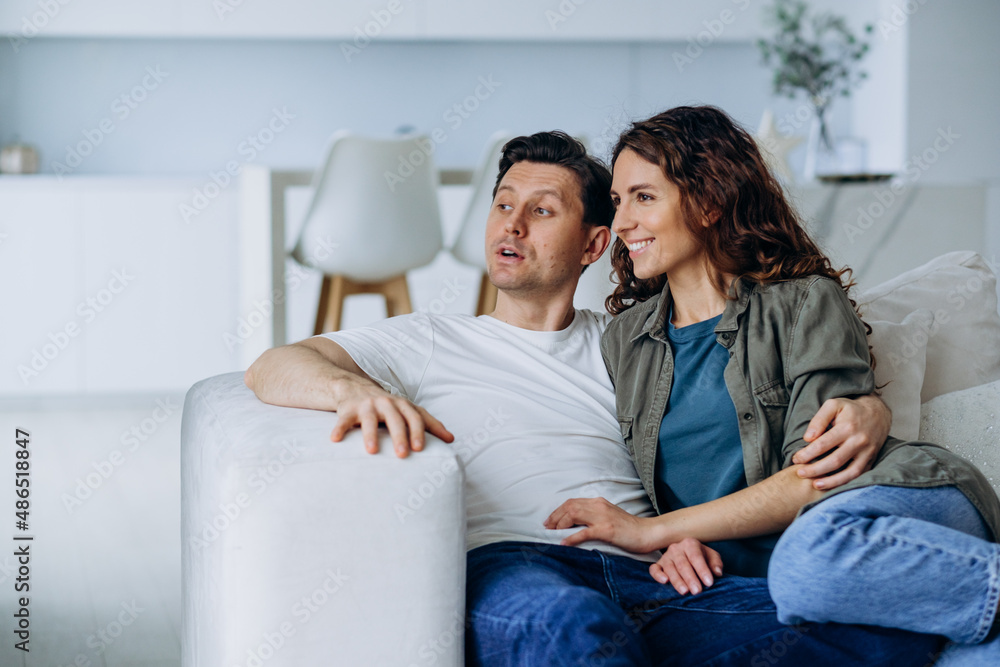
[
  {"x1": 768, "y1": 484, "x2": 1000, "y2": 659},
  {"x1": 466, "y1": 540, "x2": 942, "y2": 666}
]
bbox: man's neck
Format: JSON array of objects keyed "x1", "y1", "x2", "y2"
[{"x1": 488, "y1": 291, "x2": 577, "y2": 332}]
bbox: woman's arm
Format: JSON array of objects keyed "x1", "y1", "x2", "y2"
[{"x1": 546, "y1": 464, "x2": 823, "y2": 554}]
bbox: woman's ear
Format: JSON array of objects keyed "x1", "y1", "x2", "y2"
[{"x1": 701, "y1": 208, "x2": 721, "y2": 227}]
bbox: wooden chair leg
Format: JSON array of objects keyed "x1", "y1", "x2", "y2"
[
  {"x1": 326, "y1": 275, "x2": 348, "y2": 332},
  {"x1": 382, "y1": 275, "x2": 412, "y2": 318},
  {"x1": 476, "y1": 273, "x2": 497, "y2": 316},
  {"x1": 316, "y1": 274, "x2": 413, "y2": 332},
  {"x1": 313, "y1": 275, "x2": 332, "y2": 335}
]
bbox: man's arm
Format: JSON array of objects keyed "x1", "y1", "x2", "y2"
[
  {"x1": 245, "y1": 337, "x2": 453, "y2": 456},
  {"x1": 792, "y1": 394, "x2": 892, "y2": 489},
  {"x1": 245, "y1": 336, "x2": 381, "y2": 411}
]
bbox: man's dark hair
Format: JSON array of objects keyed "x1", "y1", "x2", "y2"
[{"x1": 492, "y1": 131, "x2": 614, "y2": 230}]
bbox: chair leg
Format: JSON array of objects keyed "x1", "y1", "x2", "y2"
[
  {"x1": 326, "y1": 275, "x2": 348, "y2": 332},
  {"x1": 382, "y1": 275, "x2": 412, "y2": 318},
  {"x1": 475, "y1": 273, "x2": 498, "y2": 316},
  {"x1": 316, "y1": 275, "x2": 413, "y2": 332},
  {"x1": 313, "y1": 275, "x2": 332, "y2": 335}
]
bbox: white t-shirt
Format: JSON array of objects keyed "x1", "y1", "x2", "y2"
[{"x1": 323, "y1": 309, "x2": 657, "y2": 561}]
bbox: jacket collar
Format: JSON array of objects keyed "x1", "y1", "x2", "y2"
[{"x1": 631, "y1": 277, "x2": 755, "y2": 343}]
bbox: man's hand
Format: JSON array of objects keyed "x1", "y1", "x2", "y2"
[
  {"x1": 331, "y1": 388, "x2": 454, "y2": 458},
  {"x1": 649, "y1": 538, "x2": 724, "y2": 595},
  {"x1": 544, "y1": 497, "x2": 656, "y2": 554},
  {"x1": 792, "y1": 395, "x2": 891, "y2": 490}
]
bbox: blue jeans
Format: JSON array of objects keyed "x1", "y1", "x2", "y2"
[
  {"x1": 466, "y1": 540, "x2": 942, "y2": 666},
  {"x1": 768, "y1": 485, "x2": 1000, "y2": 655}
]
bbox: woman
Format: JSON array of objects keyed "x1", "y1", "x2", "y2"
[{"x1": 545, "y1": 105, "x2": 1000, "y2": 649}]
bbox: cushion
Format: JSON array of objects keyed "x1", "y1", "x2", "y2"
[
  {"x1": 919, "y1": 379, "x2": 1000, "y2": 497},
  {"x1": 857, "y1": 251, "x2": 1000, "y2": 403},
  {"x1": 868, "y1": 309, "x2": 934, "y2": 440}
]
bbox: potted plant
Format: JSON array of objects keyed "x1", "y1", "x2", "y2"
[{"x1": 757, "y1": 0, "x2": 872, "y2": 178}]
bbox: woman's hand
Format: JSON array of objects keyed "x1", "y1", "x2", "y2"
[
  {"x1": 649, "y1": 538, "x2": 724, "y2": 596},
  {"x1": 545, "y1": 497, "x2": 656, "y2": 553}
]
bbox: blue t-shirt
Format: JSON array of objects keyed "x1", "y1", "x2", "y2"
[{"x1": 654, "y1": 311, "x2": 780, "y2": 578}]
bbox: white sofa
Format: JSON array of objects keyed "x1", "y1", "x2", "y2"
[{"x1": 181, "y1": 251, "x2": 1000, "y2": 666}]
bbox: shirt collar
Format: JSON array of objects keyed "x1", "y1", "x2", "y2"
[{"x1": 630, "y1": 277, "x2": 756, "y2": 342}]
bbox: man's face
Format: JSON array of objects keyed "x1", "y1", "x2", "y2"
[{"x1": 484, "y1": 161, "x2": 599, "y2": 298}]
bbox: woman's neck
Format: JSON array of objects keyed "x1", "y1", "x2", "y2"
[{"x1": 667, "y1": 267, "x2": 733, "y2": 328}]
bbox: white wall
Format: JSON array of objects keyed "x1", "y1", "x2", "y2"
[
  {"x1": 0, "y1": 37, "x2": 830, "y2": 177},
  {"x1": 905, "y1": 0, "x2": 1000, "y2": 264}
]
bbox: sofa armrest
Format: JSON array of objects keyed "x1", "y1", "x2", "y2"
[{"x1": 181, "y1": 372, "x2": 465, "y2": 667}]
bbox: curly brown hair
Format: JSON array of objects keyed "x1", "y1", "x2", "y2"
[{"x1": 606, "y1": 105, "x2": 875, "y2": 366}]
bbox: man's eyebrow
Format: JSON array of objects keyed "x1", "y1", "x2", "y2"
[{"x1": 496, "y1": 185, "x2": 565, "y2": 201}]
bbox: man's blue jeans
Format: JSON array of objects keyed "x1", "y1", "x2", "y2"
[
  {"x1": 768, "y1": 485, "x2": 1000, "y2": 658},
  {"x1": 466, "y1": 540, "x2": 942, "y2": 666}
]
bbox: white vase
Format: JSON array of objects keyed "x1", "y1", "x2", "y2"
[{"x1": 803, "y1": 116, "x2": 838, "y2": 181}]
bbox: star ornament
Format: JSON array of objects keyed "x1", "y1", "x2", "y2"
[{"x1": 755, "y1": 109, "x2": 804, "y2": 183}]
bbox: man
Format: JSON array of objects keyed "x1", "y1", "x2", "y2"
[{"x1": 245, "y1": 132, "x2": 940, "y2": 665}]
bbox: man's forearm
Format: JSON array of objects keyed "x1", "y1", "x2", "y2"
[
  {"x1": 647, "y1": 465, "x2": 824, "y2": 547},
  {"x1": 244, "y1": 342, "x2": 383, "y2": 411}
]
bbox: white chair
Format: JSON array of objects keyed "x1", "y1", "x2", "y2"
[
  {"x1": 450, "y1": 132, "x2": 513, "y2": 315},
  {"x1": 292, "y1": 131, "x2": 443, "y2": 333}
]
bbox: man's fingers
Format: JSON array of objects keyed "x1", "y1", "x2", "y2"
[
  {"x1": 801, "y1": 398, "x2": 841, "y2": 445},
  {"x1": 812, "y1": 455, "x2": 871, "y2": 490},
  {"x1": 649, "y1": 563, "x2": 669, "y2": 585},
  {"x1": 397, "y1": 402, "x2": 428, "y2": 452},
  {"x1": 418, "y1": 407, "x2": 455, "y2": 443},
  {"x1": 330, "y1": 409, "x2": 357, "y2": 443},
  {"x1": 794, "y1": 424, "x2": 846, "y2": 466},
  {"x1": 358, "y1": 403, "x2": 380, "y2": 453},
  {"x1": 376, "y1": 399, "x2": 412, "y2": 458}
]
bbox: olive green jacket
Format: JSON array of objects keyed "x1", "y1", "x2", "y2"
[{"x1": 600, "y1": 275, "x2": 1000, "y2": 540}]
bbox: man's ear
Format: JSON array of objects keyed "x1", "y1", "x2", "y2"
[{"x1": 582, "y1": 226, "x2": 612, "y2": 269}]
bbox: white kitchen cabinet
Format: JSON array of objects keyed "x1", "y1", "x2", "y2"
[
  {"x1": 0, "y1": 176, "x2": 240, "y2": 396},
  {"x1": 0, "y1": 181, "x2": 85, "y2": 394}
]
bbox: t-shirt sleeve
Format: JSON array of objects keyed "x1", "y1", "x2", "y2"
[
  {"x1": 319, "y1": 313, "x2": 434, "y2": 401},
  {"x1": 599, "y1": 316, "x2": 620, "y2": 388},
  {"x1": 781, "y1": 278, "x2": 876, "y2": 466}
]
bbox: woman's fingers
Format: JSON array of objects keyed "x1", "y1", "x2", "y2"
[
  {"x1": 560, "y1": 528, "x2": 595, "y2": 547},
  {"x1": 660, "y1": 558, "x2": 688, "y2": 595},
  {"x1": 705, "y1": 546, "x2": 724, "y2": 578},
  {"x1": 679, "y1": 539, "x2": 715, "y2": 588}
]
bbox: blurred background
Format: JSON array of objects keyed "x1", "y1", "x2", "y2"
[{"x1": 0, "y1": 1, "x2": 998, "y2": 665}]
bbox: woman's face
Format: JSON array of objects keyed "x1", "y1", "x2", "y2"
[{"x1": 610, "y1": 149, "x2": 705, "y2": 282}]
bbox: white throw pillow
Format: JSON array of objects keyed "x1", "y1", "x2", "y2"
[
  {"x1": 919, "y1": 379, "x2": 1000, "y2": 497},
  {"x1": 857, "y1": 251, "x2": 1000, "y2": 403},
  {"x1": 868, "y1": 309, "x2": 934, "y2": 441}
]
